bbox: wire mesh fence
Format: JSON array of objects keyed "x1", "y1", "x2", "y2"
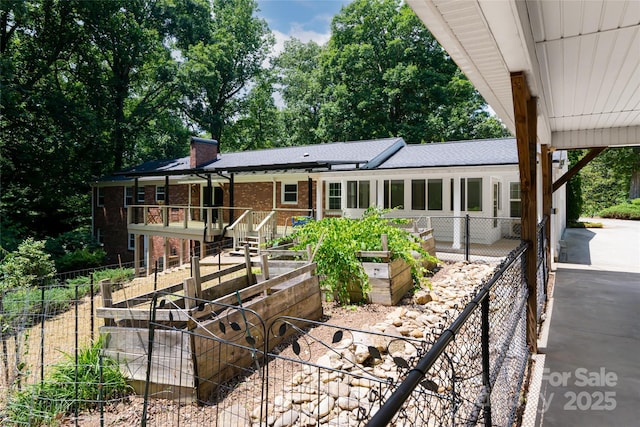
[
  {"x1": 429, "y1": 216, "x2": 523, "y2": 261},
  {"x1": 0, "y1": 218, "x2": 545, "y2": 426}
]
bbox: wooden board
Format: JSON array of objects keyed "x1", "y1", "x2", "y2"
[
  {"x1": 101, "y1": 327, "x2": 195, "y2": 387},
  {"x1": 193, "y1": 274, "x2": 322, "y2": 401}
]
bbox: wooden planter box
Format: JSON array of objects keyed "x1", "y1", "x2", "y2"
[
  {"x1": 97, "y1": 257, "x2": 322, "y2": 402},
  {"x1": 266, "y1": 229, "x2": 436, "y2": 306}
]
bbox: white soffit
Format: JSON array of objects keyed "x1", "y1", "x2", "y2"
[{"x1": 408, "y1": 0, "x2": 640, "y2": 150}]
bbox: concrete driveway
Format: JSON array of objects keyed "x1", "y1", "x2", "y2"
[{"x1": 532, "y1": 218, "x2": 640, "y2": 426}]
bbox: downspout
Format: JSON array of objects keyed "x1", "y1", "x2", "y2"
[
  {"x1": 308, "y1": 177, "x2": 313, "y2": 215},
  {"x1": 134, "y1": 177, "x2": 140, "y2": 224},
  {"x1": 165, "y1": 176, "x2": 170, "y2": 205},
  {"x1": 272, "y1": 177, "x2": 277, "y2": 210}
]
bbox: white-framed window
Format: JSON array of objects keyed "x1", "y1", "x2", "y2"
[
  {"x1": 124, "y1": 187, "x2": 133, "y2": 206},
  {"x1": 428, "y1": 179, "x2": 443, "y2": 211},
  {"x1": 96, "y1": 228, "x2": 103, "y2": 245},
  {"x1": 96, "y1": 187, "x2": 105, "y2": 207},
  {"x1": 128, "y1": 233, "x2": 135, "y2": 250},
  {"x1": 328, "y1": 182, "x2": 342, "y2": 210},
  {"x1": 137, "y1": 186, "x2": 145, "y2": 203},
  {"x1": 347, "y1": 180, "x2": 370, "y2": 209},
  {"x1": 466, "y1": 178, "x2": 482, "y2": 211},
  {"x1": 156, "y1": 185, "x2": 165, "y2": 202},
  {"x1": 383, "y1": 180, "x2": 404, "y2": 209},
  {"x1": 411, "y1": 179, "x2": 426, "y2": 210},
  {"x1": 282, "y1": 183, "x2": 298, "y2": 204},
  {"x1": 451, "y1": 178, "x2": 483, "y2": 211},
  {"x1": 510, "y1": 182, "x2": 521, "y2": 218}
]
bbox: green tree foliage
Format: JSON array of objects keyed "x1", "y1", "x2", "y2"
[
  {"x1": 571, "y1": 147, "x2": 640, "y2": 217},
  {"x1": 222, "y1": 71, "x2": 283, "y2": 151},
  {"x1": 273, "y1": 39, "x2": 325, "y2": 146},
  {"x1": 178, "y1": 0, "x2": 274, "y2": 143},
  {"x1": 314, "y1": 0, "x2": 508, "y2": 143},
  {"x1": 1, "y1": 0, "x2": 272, "y2": 241},
  {"x1": 0, "y1": 238, "x2": 56, "y2": 290},
  {"x1": 566, "y1": 150, "x2": 583, "y2": 222}
]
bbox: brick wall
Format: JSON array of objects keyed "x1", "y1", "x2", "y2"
[{"x1": 94, "y1": 183, "x2": 193, "y2": 265}]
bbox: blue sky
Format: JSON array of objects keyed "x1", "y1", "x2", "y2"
[{"x1": 257, "y1": 0, "x2": 352, "y2": 53}]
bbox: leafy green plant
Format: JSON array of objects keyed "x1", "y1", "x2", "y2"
[
  {"x1": 276, "y1": 207, "x2": 436, "y2": 304},
  {"x1": 0, "y1": 239, "x2": 57, "y2": 291},
  {"x1": 6, "y1": 338, "x2": 132, "y2": 426},
  {"x1": 45, "y1": 227, "x2": 106, "y2": 272},
  {"x1": 599, "y1": 199, "x2": 640, "y2": 220}
]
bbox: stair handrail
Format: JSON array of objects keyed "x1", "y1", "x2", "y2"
[
  {"x1": 253, "y1": 210, "x2": 277, "y2": 254},
  {"x1": 226, "y1": 209, "x2": 252, "y2": 250}
]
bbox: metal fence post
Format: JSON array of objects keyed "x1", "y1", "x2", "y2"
[
  {"x1": 481, "y1": 296, "x2": 493, "y2": 425},
  {"x1": 465, "y1": 214, "x2": 470, "y2": 262},
  {"x1": 40, "y1": 283, "x2": 45, "y2": 386}
]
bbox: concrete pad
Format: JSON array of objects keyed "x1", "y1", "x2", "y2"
[{"x1": 534, "y1": 219, "x2": 640, "y2": 426}]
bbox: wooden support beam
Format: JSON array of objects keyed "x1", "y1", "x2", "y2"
[
  {"x1": 552, "y1": 147, "x2": 606, "y2": 192},
  {"x1": 511, "y1": 71, "x2": 538, "y2": 352},
  {"x1": 542, "y1": 145, "x2": 552, "y2": 268}
]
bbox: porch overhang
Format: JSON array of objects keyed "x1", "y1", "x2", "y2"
[{"x1": 407, "y1": 0, "x2": 640, "y2": 150}]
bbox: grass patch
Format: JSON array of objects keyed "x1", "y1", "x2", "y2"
[
  {"x1": 599, "y1": 199, "x2": 640, "y2": 220},
  {"x1": 568, "y1": 220, "x2": 603, "y2": 228},
  {"x1": 2, "y1": 267, "x2": 134, "y2": 333},
  {"x1": 6, "y1": 338, "x2": 132, "y2": 426}
]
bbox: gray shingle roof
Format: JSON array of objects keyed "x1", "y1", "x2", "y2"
[
  {"x1": 377, "y1": 138, "x2": 517, "y2": 169},
  {"x1": 99, "y1": 137, "x2": 520, "y2": 182},
  {"x1": 203, "y1": 137, "x2": 405, "y2": 171}
]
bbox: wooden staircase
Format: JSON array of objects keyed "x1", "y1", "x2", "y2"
[{"x1": 229, "y1": 233, "x2": 261, "y2": 256}]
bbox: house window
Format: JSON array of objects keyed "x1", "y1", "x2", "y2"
[
  {"x1": 156, "y1": 186, "x2": 165, "y2": 203},
  {"x1": 347, "y1": 180, "x2": 370, "y2": 209},
  {"x1": 328, "y1": 182, "x2": 342, "y2": 210},
  {"x1": 137, "y1": 186, "x2": 145, "y2": 203},
  {"x1": 97, "y1": 187, "x2": 104, "y2": 207},
  {"x1": 427, "y1": 179, "x2": 443, "y2": 210},
  {"x1": 510, "y1": 182, "x2": 521, "y2": 218},
  {"x1": 452, "y1": 178, "x2": 483, "y2": 211},
  {"x1": 384, "y1": 180, "x2": 404, "y2": 209},
  {"x1": 467, "y1": 178, "x2": 482, "y2": 211},
  {"x1": 124, "y1": 187, "x2": 133, "y2": 206},
  {"x1": 411, "y1": 180, "x2": 426, "y2": 210},
  {"x1": 128, "y1": 233, "x2": 135, "y2": 250},
  {"x1": 96, "y1": 228, "x2": 103, "y2": 245},
  {"x1": 282, "y1": 183, "x2": 298, "y2": 204}
]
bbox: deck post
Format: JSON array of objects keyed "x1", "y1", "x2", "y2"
[
  {"x1": 541, "y1": 145, "x2": 552, "y2": 273},
  {"x1": 511, "y1": 71, "x2": 538, "y2": 353}
]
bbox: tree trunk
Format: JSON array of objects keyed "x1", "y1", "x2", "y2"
[{"x1": 630, "y1": 170, "x2": 640, "y2": 200}]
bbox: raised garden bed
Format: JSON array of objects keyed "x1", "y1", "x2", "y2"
[
  {"x1": 266, "y1": 229, "x2": 436, "y2": 306},
  {"x1": 96, "y1": 254, "x2": 322, "y2": 402}
]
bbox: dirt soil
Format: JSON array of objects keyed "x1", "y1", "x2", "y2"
[{"x1": 55, "y1": 264, "x2": 458, "y2": 426}]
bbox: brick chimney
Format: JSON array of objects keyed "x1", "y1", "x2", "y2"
[{"x1": 190, "y1": 137, "x2": 219, "y2": 168}]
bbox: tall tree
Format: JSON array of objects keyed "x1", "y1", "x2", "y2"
[
  {"x1": 0, "y1": 0, "x2": 188, "y2": 240},
  {"x1": 178, "y1": 0, "x2": 273, "y2": 145},
  {"x1": 222, "y1": 71, "x2": 283, "y2": 151},
  {"x1": 74, "y1": 0, "x2": 181, "y2": 170},
  {"x1": 273, "y1": 39, "x2": 324, "y2": 146},
  {"x1": 317, "y1": 0, "x2": 507, "y2": 143}
]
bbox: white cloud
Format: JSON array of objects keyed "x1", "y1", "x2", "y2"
[{"x1": 271, "y1": 24, "x2": 330, "y2": 57}]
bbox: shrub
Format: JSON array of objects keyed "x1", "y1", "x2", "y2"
[
  {"x1": 46, "y1": 227, "x2": 105, "y2": 272},
  {"x1": 0, "y1": 238, "x2": 57, "y2": 290},
  {"x1": 6, "y1": 338, "x2": 131, "y2": 425},
  {"x1": 279, "y1": 208, "x2": 436, "y2": 304},
  {"x1": 599, "y1": 199, "x2": 640, "y2": 220},
  {"x1": 55, "y1": 248, "x2": 106, "y2": 272}
]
